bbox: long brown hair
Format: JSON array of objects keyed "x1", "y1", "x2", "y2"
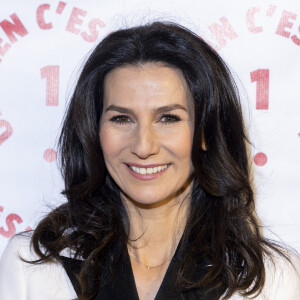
[{"x1": 28, "y1": 22, "x2": 285, "y2": 299}]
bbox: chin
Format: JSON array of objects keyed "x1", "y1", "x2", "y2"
[{"x1": 121, "y1": 190, "x2": 173, "y2": 207}]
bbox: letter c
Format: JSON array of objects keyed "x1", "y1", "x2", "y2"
[{"x1": 36, "y1": 4, "x2": 53, "y2": 30}]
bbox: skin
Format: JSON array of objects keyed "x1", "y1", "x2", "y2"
[{"x1": 99, "y1": 63, "x2": 195, "y2": 300}]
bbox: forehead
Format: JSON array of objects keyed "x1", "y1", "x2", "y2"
[{"x1": 103, "y1": 63, "x2": 193, "y2": 110}]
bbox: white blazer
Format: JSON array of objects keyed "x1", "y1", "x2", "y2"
[{"x1": 0, "y1": 234, "x2": 300, "y2": 300}]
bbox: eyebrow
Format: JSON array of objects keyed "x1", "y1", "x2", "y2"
[{"x1": 104, "y1": 104, "x2": 188, "y2": 114}]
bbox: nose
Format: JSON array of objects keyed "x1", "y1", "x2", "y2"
[{"x1": 130, "y1": 122, "x2": 160, "y2": 159}]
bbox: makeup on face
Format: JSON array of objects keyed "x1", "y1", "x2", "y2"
[{"x1": 99, "y1": 63, "x2": 194, "y2": 205}]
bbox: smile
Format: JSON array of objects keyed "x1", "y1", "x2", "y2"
[
  {"x1": 125, "y1": 163, "x2": 171, "y2": 181},
  {"x1": 129, "y1": 165, "x2": 169, "y2": 174}
]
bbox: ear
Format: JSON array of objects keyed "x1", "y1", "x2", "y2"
[{"x1": 201, "y1": 130, "x2": 207, "y2": 151}]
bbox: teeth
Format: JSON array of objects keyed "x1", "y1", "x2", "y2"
[{"x1": 129, "y1": 165, "x2": 169, "y2": 174}]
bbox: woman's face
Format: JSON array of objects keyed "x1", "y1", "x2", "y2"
[{"x1": 99, "y1": 63, "x2": 195, "y2": 206}]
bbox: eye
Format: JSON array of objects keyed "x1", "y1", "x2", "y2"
[
  {"x1": 109, "y1": 115, "x2": 132, "y2": 124},
  {"x1": 160, "y1": 114, "x2": 181, "y2": 124}
]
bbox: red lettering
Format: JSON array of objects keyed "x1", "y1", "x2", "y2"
[
  {"x1": 56, "y1": 1, "x2": 67, "y2": 14},
  {"x1": 0, "y1": 213, "x2": 23, "y2": 238},
  {"x1": 246, "y1": 7, "x2": 263, "y2": 33},
  {"x1": 0, "y1": 38, "x2": 11, "y2": 57},
  {"x1": 66, "y1": 7, "x2": 87, "y2": 34},
  {"x1": 275, "y1": 10, "x2": 297, "y2": 38},
  {"x1": 266, "y1": 5, "x2": 276, "y2": 17},
  {"x1": 209, "y1": 16, "x2": 238, "y2": 49},
  {"x1": 40, "y1": 65, "x2": 59, "y2": 106},
  {"x1": 250, "y1": 69, "x2": 269, "y2": 110},
  {"x1": 0, "y1": 13, "x2": 28, "y2": 43},
  {"x1": 81, "y1": 18, "x2": 105, "y2": 42},
  {"x1": 291, "y1": 25, "x2": 300, "y2": 45},
  {"x1": 36, "y1": 4, "x2": 53, "y2": 30},
  {"x1": 0, "y1": 112, "x2": 13, "y2": 145}
]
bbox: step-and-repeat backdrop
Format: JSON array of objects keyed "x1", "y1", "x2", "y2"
[{"x1": 0, "y1": 0, "x2": 299, "y2": 255}]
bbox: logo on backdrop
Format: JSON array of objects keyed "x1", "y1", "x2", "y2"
[{"x1": 0, "y1": 1, "x2": 106, "y2": 63}]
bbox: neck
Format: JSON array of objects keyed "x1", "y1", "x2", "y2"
[{"x1": 123, "y1": 179, "x2": 193, "y2": 267}]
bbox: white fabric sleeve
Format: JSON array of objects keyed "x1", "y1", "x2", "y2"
[
  {"x1": 0, "y1": 235, "x2": 27, "y2": 300},
  {"x1": 227, "y1": 250, "x2": 300, "y2": 300},
  {"x1": 265, "y1": 250, "x2": 300, "y2": 300},
  {"x1": 0, "y1": 234, "x2": 77, "y2": 300}
]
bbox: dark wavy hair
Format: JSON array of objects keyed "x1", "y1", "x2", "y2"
[{"x1": 29, "y1": 21, "x2": 283, "y2": 299}]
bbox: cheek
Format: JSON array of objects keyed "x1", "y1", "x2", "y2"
[
  {"x1": 99, "y1": 127, "x2": 122, "y2": 160},
  {"x1": 164, "y1": 126, "x2": 193, "y2": 162}
]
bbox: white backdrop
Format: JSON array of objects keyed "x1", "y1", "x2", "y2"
[{"x1": 0, "y1": 0, "x2": 299, "y2": 256}]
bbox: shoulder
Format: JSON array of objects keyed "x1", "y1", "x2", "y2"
[
  {"x1": 260, "y1": 249, "x2": 300, "y2": 299},
  {"x1": 1, "y1": 232, "x2": 36, "y2": 261},
  {"x1": 0, "y1": 232, "x2": 77, "y2": 300},
  {"x1": 0, "y1": 232, "x2": 37, "y2": 277},
  {"x1": 229, "y1": 248, "x2": 300, "y2": 300}
]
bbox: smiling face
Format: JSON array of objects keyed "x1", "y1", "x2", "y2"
[{"x1": 99, "y1": 63, "x2": 195, "y2": 206}]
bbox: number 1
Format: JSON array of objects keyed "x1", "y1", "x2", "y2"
[
  {"x1": 40, "y1": 65, "x2": 59, "y2": 106},
  {"x1": 250, "y1": 69, "x2": 269, "y2": 110}
]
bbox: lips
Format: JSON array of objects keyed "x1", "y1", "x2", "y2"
[{"x1": 125, "y1": 162, "x2": 170, "y2": 168}]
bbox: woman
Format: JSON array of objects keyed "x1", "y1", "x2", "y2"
[{"x1": 0, "y1": 22, "x2": 299, "y2": 300}]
